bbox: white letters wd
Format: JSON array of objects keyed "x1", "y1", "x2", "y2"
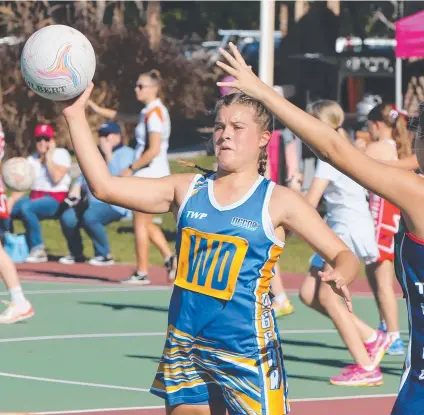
[{"x1": 187, "y1": 211, "x2": 208, "y2": 220}]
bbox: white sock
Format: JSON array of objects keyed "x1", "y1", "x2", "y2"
[
  {"x1": 388, "y1": 331, "x2": 400, "y2": 340},
  {"x1": 275, "y1": 293, "x2": 288, "y2": 305},
  {"x1": 362, "y1": 365, "x2": 375, "y2": 372},
  {"x1": 365, "y1": 331, "x2": 377, "y2": 344},
  {"x1": 9, "y1": 286, "x2": 27, "y2": 306}
]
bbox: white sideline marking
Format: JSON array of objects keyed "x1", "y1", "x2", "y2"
[
  {"x1": 0, "y1": 286, "x2": 170, "y2": 296},
  {"x1": 0, "y1": 372, "x2": 149, "y2": 393},
  {"x1": 0, "y1": 329, "x2": 346, "y2": 344},
  {"x1": 0, "y1": 328, "x2": 409, "y2": 344}
]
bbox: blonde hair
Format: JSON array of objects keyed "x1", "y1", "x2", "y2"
[
  {"x1": 368, "y1": 103, "x2": 412, "y2": 159},
  {"x1": 307, "y1": 100, "x2": 351, "y2": 142},
  {"x1": 140, "y1": 69, "x2": 165, "y2": 102}
]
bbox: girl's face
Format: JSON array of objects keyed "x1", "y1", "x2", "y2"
[
  {"x1": 213, "y1": 104, "x2": 270, "y2": 173},
  {"x1": 35, "y1": 137, "x2": 52, "y2": 154},
  {"x1": 134, "y1": 75, "x2": 158, "y2": 104}
]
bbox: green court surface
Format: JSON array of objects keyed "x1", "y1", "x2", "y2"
[{"x1": 0, "y1": 281, "x2": 407, "y2": 413}]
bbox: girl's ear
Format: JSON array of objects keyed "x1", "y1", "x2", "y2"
[{"x1": 259, "y1": 130, "x2": 272, "y2": 148}]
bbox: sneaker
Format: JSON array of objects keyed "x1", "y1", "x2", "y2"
[
  {"x1": 0, "y1": 301, "x2": 34, "y2": 324},
  {"x1": 25, "y1": 248, "x2": 48, "y2": 263},
  {"x1": 59, "y1": 255, "x2": 85, "y2": 265},
  {"x1": 273, "y1": 299, "x2": 295, "y2": 318},
  {"x1": 88, "y1": 255, "x2": 115, "y2": 266},
  {"x1": 165, "y1": 255, "x2": 177, "y2": 282},
  {"x1": 121, "y1": 272, "x2": 151, "y2": 285},
  {"x1": 330, "y1": 364, "x2": 383, "y2": 386},
  {"x1": 387, "y1": 338, "x2": 405, "y2": 356},
  {"x1": 365, "y1": 330, "x2": 393, "y2": 366}
]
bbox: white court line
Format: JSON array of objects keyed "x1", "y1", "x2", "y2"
[
  {"x1": 0, "y1": 286, "x2": 170, "y2": 296},
  {"x1": 0, "y1": 329, "x2": 341, "y2": 344},
  {"x1": 32, "y1": 394, "x2": 398, "y2": 414},
  {"x1": 291, "y1": 393, "x2": 397, "y2": 402},
  {"x1": 0, "y1": 328, "x2": 409, "y2": 344},
  {"x1": 34, "y1": 407, "x2": 163, "y2": 414},
  {"x1": 0, "y1": 372, "x2": 149, "y2": 393}
]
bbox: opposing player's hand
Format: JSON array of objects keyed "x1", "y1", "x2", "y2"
[
  {"x1": 216, "y1": 43, "x2": 268, "y2": 101},
  {"x1": 62, "y1": 83, "x2": 94, "y2": 119},
  {"x1": 319, "y1": 268, "x2": 353, "y2": 312}
]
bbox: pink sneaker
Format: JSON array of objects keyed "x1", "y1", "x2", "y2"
[
  {"x1": 330, "y1": 364, "x2": 383, "y2": 386},
  {"x1": 365, "y1": 330, "x2": 393, "y2": 366}
]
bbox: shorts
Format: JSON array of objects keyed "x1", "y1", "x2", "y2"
[
  {"x1": 310, "y1": 219, "x2": 379, "y2": 269},
  {"x1": 133, "y1": 160, "x2": 170, "y2": 179},
  {"x1": 150, "y1": 325, "x2": 290, "y2": 415},
  {"x1": 369, "y1": 194, "x2": 401, "y2": 262}
]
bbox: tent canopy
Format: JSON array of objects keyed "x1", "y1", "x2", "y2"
[{"x1": 396, "y1": 10, "x2": 424, "y2": 58}]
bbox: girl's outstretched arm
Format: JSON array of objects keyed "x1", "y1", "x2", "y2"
[
  {"x1": 217, "y1": 44, "x2": 424, "y2": 236},
  {"x1": 62, "y1": 84, "x2": 194, "y2": 214}
]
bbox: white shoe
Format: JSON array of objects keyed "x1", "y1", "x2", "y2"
[
  {"x1": 25, "y1": 248, "x2": 48, "y2": 263},
  {"x1": 88, "y1": 256, "x2": 115, "y2": 266},
  {"x1": 0, "y1": 301, "x2": 35, "y2": 324},
  {"x1": 59, "y1": 255, "x2": 85, "y2": 265}
]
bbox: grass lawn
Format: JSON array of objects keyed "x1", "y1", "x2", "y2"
[{"x1": 12, "y1": 155, "x2": 319, "y2": 274}]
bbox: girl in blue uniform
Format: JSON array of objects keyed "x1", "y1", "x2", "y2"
[
  {"x1": 62, "y1": 84, "x2": 358, "y2": 415},
  {"x1": 216, "y1": 42, "x2": 424, "y2": 415}
]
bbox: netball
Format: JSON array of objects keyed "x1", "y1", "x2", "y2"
[{"x1": 20, "y1": 25, "x2": 96, "y2": 101}]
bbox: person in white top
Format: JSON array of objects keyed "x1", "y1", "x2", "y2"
[
  {"x1": 0, "y1": 121, "x2": 34, "y2": 323},
  {"x1": 363, "y1": 103, "x2": 412, "y2": 356},
  {"x1": 8, "y1": 124, "x2": 72, "y2": 263},
  {"x1": 87, "y1": 70, "x2": 176, "y2": 284},
  {"x1": 291, "y1": 100, "x2": 393, "y2": 386}
]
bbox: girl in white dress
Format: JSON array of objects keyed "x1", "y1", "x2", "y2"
[{"x1": 88, "y1": 70, "x2": 176, "y2": 283}]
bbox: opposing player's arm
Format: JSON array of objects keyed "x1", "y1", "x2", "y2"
[
  {"x1": 216, "y1": 44, "x2": 424, "y2": 234},
  {"x1": 271, "y1": 186, "x2": 360, "y2": 286},
  {"x1": 63, "y1": 86, "x2": 194, "y2": 214}
]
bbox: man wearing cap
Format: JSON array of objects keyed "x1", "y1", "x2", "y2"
[
  {"x1": 9, "y1": 124, "x2": 72, "y2": 263},
  {"x1": 59, "y1": 122, "x2": 134, "y2": 266}
]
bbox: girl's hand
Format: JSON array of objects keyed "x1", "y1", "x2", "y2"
[
  {"x1": 319, "y1": 268, "x2": 353, "y2": 312},
  {"x1": 62, "y1": 83, "x2": 94, "y2": 119},
  {"x1": 216, "y1": 43, "x2": 269, "y2": 101}
]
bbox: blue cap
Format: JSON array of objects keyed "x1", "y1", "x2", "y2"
[{"x1": 98, "y1": 121, "x2": 121, "y2": 136}]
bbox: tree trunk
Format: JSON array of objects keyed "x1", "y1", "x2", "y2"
[{"x1": 146, "y1": 0, "x2": 161, "y2": 49}]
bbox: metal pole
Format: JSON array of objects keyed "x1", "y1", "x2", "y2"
[
  {"x1": 259, "y1": 0, "x2": 275, "y2": 86},
  {"x1": 395, "y1": 57, "x2": 402, "y2": 108}
]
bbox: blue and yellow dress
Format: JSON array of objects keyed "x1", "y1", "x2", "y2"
[{"x1": 151, "y1": 173, "x2": 290, "y2": 415}]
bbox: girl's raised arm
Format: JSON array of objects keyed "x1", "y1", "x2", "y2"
[
  {"x1": 217, "y1": 45, "x2": 424, "y2": 236},
  {"x1": 62, "y1": 84, "x2": 193, "y2": 214}
]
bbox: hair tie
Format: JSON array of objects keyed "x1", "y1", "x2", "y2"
[{"x1": 390, "y1": 104, "x2": 408, "y2": 120}]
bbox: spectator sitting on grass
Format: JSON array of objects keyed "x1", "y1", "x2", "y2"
[
  {"x1": 8, "y1": 124, "x2": 72, "y2": 263},
  {"x1": 59, "y1": 122, "x2": 134, "y2": 266}
]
